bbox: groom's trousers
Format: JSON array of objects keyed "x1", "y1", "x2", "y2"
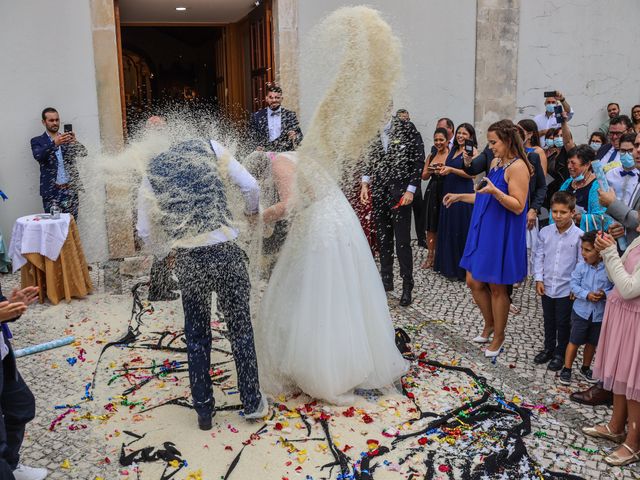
[
  {"x1": 174, "y1": 242, "x2": 261, "y2": 418},
  {"x1": 372, "y1": 195, "x2": 413, "y2": 288}
]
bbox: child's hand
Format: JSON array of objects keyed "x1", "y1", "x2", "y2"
[
  {"x1": 535, "y1": 281, "x2": 545, "y2": 296},
  {"x1": 587, "y1": 291, "x2": 604, "y2": 302}
]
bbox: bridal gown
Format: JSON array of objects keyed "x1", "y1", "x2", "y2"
[{"x1": 256, "y1": 153, "x2": 409, "y2": 404}]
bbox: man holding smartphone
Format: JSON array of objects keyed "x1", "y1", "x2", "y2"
[
  {"x1": 534, "y1": 91, "x2": 574, "y2": 146},
  {"x1": 30, "y1": 108, "x2": 87, "y2": 219}
]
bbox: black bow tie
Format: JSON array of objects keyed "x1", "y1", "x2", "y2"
[
  {"x1": 270, "y1": 110, "x2": 281, "y2": 116},
  {"x1": 620, "y1": 170, "x2": 636, "y2": 177}
]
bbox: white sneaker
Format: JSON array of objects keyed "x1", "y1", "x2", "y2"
[
  {"x1": 243, "y1": 392, "x2": 269, "y2": 420},
  {"x1": 13, "y1": 464, "x2": 48, "y2": 480}
]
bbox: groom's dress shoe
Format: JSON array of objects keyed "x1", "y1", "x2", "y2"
[
  {"x1": 399, "y1": 288, "x2": 412, "y2": 307},
  {"x1": 198, "y1": 412, "x2": 214, "y2": 431},
  {"x1": 570, "y1": 384, "x2": 613, "y2": 406},
  {"x1": 383, "y1": 282, "x2": 394, "y2": 292}
]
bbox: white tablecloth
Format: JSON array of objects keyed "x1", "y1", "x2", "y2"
[{"x1": 8, "y1": 213, "x2": 71, "y2": 273}]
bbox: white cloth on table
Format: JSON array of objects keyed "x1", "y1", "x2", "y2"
[{"x1": 8, "y1": 213, "x2": 71, "y2": 273}]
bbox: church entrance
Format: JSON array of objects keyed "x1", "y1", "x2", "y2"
[{"x1": 115, "y1": 0, "x2": 275, "y2": 136}]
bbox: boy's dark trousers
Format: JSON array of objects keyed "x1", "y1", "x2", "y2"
[
  {"x1": 0, "y1": 346, "x2": 36, "y2": 479},
  {"x1": 541, "y1": 294, "x2": 573, "y2": 358}
]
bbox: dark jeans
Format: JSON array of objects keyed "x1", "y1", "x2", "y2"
[
  {"x1": 541, "y1": 295, "x2": 573, "y2": 358},
  {"x1": 42, "y1": 188, "x2": 79, "y2": 219},
  {"x1": 373, "y1": 199, "x2": 414, "y2": 288},
  {"x1": 174, "y1": 242, "x2": 261, "y2": 418},
  {"x1": 0, "y1": 348, "x2": 36, "y2": 478}
]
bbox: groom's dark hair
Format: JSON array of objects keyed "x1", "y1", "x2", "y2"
[{"x1": 266, "y1": 83, "x2": 283, "y2": 95}]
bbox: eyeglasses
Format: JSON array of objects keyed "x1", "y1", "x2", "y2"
[
  {"x1": 609, "y1": 131, "x2": 626, "y2": 137},
  {"x1": 619, "y1": 148, "x2": 634, "y2": 154}
]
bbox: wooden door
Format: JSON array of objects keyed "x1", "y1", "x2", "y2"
[{"x1": 248, "y1": 0, "x2": 274, "y2": 112}]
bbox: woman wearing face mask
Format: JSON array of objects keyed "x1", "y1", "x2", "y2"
[
  {"x1": 554, "y1": 144, "x2": 611, "y2": 232},
  {"x1": 589, "y1": 131, "x2": 606, "y2": 152},
  {"x1": 518, "y1": 119, "x2": 548, "y2": 175},
  {"x1": 631, "y1": 105, "x2": 640, "y2": 135}
]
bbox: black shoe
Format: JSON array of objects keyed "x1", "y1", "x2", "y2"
[
  {"x1": 399, "y1": 288, "x2": 412, "y2": 307},
  {"x1": 383, "y1": 282, "x2": 394, "y2": 292},
  {"x1": 579, "y1": 366, "x2": 597, "y2": 383},
  {"x1": 534, "y1": 350, "x2": 554, "y2": 364},
  {"x1": 148, "y1": 291, "x2": 180, "y2": 302},
  {"x1": 547, "y1": 357, "x2": 564, "y2": 371},
  {"x1": 559, "y1": 367, "x2": 572, "y2": 385},
  {"x1": 166, "y1": 278, "x2": 179, "y2": 291},
  {"x1": 198, "y1": 413, "x2": 213, "y2": 431}
]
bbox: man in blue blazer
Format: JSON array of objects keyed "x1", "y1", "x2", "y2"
[
  {"x1": 30, "y1": 108, "x2": 86, "y2": 218},
  {"x1": 249, "y1": 85, "x2": 303, "y2": 152}
]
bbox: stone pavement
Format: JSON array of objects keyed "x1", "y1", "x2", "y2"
[{"x1": 1, "y1": 242, "x2": 639, "y2": 479}]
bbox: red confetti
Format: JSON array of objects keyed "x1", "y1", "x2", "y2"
[
  {"x1": 342, "y1": 445, "x2": 353, "y2": 452},
  {"x1": 342, "y1": 407, "x2": 356, "y2": 417},
  {"x1": 274, "y1": 422, "x2": 283, "y2": 431},
  {"x1": 224, "y1": 446, "x2": 233, "y2": 451},
  {"x1": 418, "y1": 437, "x2": 428, "y2": 445},
  {"x1": 438, "y1": 464, "x2": 451, "y2": 472},
  {"x1": 362, "y1": 414, "x2": 374, "y2": 424}
]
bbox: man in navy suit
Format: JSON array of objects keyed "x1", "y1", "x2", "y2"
[
  {"x1": 30, "y1": 108, "x2": 86, "y2": 218},
  {"x1": 249, "y1": 85, "x2": 303, "y2": 152},
  {"x1": 595, "y1": 115, "x2": 633, "y2": 167}
]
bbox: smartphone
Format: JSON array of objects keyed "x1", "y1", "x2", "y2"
[
  {"x1": 554, "y1": 105, "x2": 564, "y2": 124},
  {"x1": 544, "y1": 91, "x2": 557, "y2": 98},
  {"x1": 63, "y1": 124, "x2": 73, "y2": 133},
  {"x1": 464, "y1": 139, "x2": 474, "y2": 156},
  {"x1": 475, "y1": 178, "x2": 488, "y2": 191}
]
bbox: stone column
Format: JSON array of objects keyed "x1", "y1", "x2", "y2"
[
  {"x1": 474, "y1": 0, "x2": 521, "y2": 140},
  {"x1": 273, "y1": 0, "x2": 300, "y2": 113},
  {"x1": 90, "y1": 0, "x2": 136, "y2": 259}
]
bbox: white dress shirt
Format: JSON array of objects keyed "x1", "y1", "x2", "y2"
[
  {"x1": 0, "y1": 331, "x2": 8, "y2": 360},
  {"x1": 267, "y1": 107, "x2": 282, "y2": 142},
  {"x1": 137, "y1": 140, "x2": 259, "y2": 250},
  {"x1": 602, "y1": 146, "x2": 620, "y2": 166},
  {"x1": 533, "y1": 222, "x2": 583, "y2": 298},
  {"x1": 605, "y1": 165, "x2": 639, "y2": 206},
  {"x1": 533, "y1": 108, "x2": 575, "y2": 145}
]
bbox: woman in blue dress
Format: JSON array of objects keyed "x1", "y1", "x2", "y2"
[
  {"x1": 446, "y1": 120, "x2": 532, "y2": 357},
  {"x1": 433, "y1": 123, "x2": 477, "y2": 281}
]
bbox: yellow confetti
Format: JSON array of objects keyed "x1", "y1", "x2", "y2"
[
  {"x1": 512, "y1": 396, "x2": 522, "y2": 405},
  {"x1": 169, "y1": 460, "x2": 180, "y2": 468},
  {"x1": 61, "y1": 459, "x2": 71, "y2": 469},
  {"x1": 185, "y1": 470, "x2": 203, "y2": 480}
]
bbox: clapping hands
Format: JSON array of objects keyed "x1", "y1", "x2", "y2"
[{"x1": 0, "y1": 287, "x2": 39, "y2": 323}]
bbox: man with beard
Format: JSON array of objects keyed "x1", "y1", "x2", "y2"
[{"x1": 249, "y1": 84, "x2": 303, "y2": 152}]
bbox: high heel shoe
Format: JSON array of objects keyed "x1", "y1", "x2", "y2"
[
  {"x1": 472, "y1": 330, "x2": 494, "y2": 343},
  {"x1": 472, "y1": 335, "x2": 491, "y2": 343},
  {"x1": 484, "y1": 343, "x2": 504, "y2": 358}
]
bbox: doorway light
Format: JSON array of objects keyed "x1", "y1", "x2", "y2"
[{"x1": 176, "y1": 7, "x2": 187, "y2": 11}]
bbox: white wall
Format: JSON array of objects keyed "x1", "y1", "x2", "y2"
[
  {"x1": 0, "y1": 1, "x2": 103, "y2": 261},
  {"x1": 517, "y1": 0, "x2": 640, "y2": 143},
  {"x1": 297, "y1": 0, "x2": 477, "y2": 146}
]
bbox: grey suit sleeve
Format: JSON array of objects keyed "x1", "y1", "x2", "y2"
[{"x1": 607, "y1": 199, "x2": 640, "y2": 230}]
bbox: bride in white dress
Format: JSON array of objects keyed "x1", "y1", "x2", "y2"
[{"x1": 249, "y1": 6, "x2": 408, "y2": 404}]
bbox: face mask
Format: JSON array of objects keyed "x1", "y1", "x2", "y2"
[
  {"x1": 545, "y1": 138, "x2": 555, "y2": 148},
  {"x1": 573, "y1": 172, "x2": 585, "y2": 182},
  {"x1": 620, "y1": 152, "x2": 635, "y2": 169},
  {"x1": 554, "y1": 137, "x2": 564, "y2": 148},
  {"x1": 546, "y1": 104, "x2": 556, "y2": 113},
  {"x1": 590, "y1": 142, "x2": 602, "y2": 151}
]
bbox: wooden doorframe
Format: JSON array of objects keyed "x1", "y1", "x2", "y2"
[{"x1": 114, "y1": 0, "x2": 127, "y2": 138}]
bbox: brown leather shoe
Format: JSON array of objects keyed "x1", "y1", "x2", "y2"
[{"x1": 570, "y1": 384, "x2": 613, "y2": 406}]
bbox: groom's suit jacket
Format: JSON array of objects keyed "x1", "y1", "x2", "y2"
[
  {"x1": 365, "y1": 119, "x2": 425, "y2": 208},
  {"x1": 249, "y1": 107, "x2": 303, "y2": 152}
]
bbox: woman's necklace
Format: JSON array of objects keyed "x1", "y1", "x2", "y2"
[{"x1": 498, "y1": 157, "x2": 517, "y2": 169}]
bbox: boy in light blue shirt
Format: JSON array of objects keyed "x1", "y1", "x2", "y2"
[{"x1": 559, "y1": 231, "x2": 613, "y2": 385}]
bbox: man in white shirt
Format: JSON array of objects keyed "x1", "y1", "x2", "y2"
[
  {"x1": 533, "y1": 91, "x2": 574, "y2": 146},
  {"x1": 137, "y1": 136, "x2": 267, "y2": 431},
  {"x1": 604, "y1": 133, "x2": 640, "y2": 207},
  {"x1": 436, "y1": 117, "x2": 455, "y2": 150},
  {"x1": 249, "y1": 84, "x2": 303, "y2": 152},
  {"x1": 0, "y1": 284, "x2": 48, "y2": 480}
]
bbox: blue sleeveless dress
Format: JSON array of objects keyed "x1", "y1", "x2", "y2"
[{"x1": 460, "y1": 161, "x2": 527, "y2": 284}]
